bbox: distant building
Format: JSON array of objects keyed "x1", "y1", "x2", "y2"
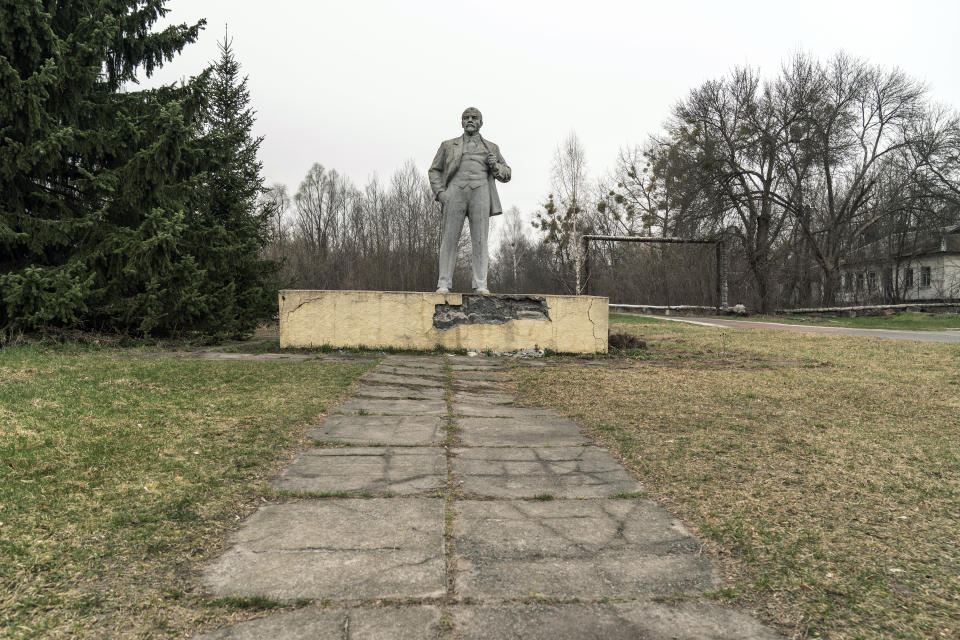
[{"x1": 840, "y1": 225, "x2": 960, "y2": 303}]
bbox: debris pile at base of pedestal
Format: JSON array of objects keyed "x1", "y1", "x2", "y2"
[{"x1": 467, "y1": 348, "x2": 545, "y2": 358}]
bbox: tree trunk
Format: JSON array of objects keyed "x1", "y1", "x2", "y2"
[{"x1": 755, "y1": 214, "x2": 772, "y2": 313}]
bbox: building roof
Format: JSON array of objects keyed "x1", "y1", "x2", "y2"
[{"x1": 842, "y1": 224, "x2": 960, "y2": 267}]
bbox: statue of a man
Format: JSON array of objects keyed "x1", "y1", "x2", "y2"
[{"x1": 429, "y1": 107, "x2": 511, "y2": 295}]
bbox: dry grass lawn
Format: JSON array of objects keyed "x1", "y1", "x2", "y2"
[
  {"x1": 0, "y1": 346, "x2": 373, "y2": 639},
  {"x1": 510, "y1": 316, "x2": 959, "y2": 639}
]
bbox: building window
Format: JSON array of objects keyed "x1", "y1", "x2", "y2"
[
  {"x1": 856, "y1": 273, "x2": 864, "y2": 291},
  {"x1": 904, "y1": 268, "x2": 914, "y2": 289},
  {"x1": 920, "y1": 266, "x2": 931, "y2": 287},
  {"x1": 867, "y1": 272, "x2": 877, "y2": 291}
]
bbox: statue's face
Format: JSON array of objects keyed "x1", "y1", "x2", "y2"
[{"x1": 461, "y1": 109, "x2": 482, "y2": 134}]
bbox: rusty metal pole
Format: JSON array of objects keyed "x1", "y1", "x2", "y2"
[{"x1": 582, "y1": 236, "x2": 591, "y2": 296}]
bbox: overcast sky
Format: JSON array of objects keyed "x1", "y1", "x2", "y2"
[{"x1": 146, "y1": 0, "x2": 960, "y2": 231}]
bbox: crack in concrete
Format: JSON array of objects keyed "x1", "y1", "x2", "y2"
[
  {"x1": 587, "y1": 296, "x2": 603, "y2": 346},
  {"x1": 282, "y1": 293, "x2": 326, "y2": 326}
]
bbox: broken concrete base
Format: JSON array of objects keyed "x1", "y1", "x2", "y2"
[{"x1": 278, "y1": 290, "x2": 609, "y2": 353}]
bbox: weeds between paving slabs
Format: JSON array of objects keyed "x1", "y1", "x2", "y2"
[
  {"x1": 510, "y1": 317, "x2": 959, "y2": 639},
  {"x1": 0, "y1": 345, "x2": 374, "y2": 639}
]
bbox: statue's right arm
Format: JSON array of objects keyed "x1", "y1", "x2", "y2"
[{"x1": 428, "y1": 143, "x2": 446, "y2": 200}]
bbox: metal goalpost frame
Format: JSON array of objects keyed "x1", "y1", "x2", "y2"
[{"x1": 579, "y1": 234, "x2": 729, "y2": 312}]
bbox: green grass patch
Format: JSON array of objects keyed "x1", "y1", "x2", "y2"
[
  {"x1": 510, "y1": 321, "x2": 960, "y2": 639},
  {"x1": 730, "y1": 311, "x2": 960, "y2": 331},
  {"x1": 613, "y1": 310, "x2": 960, "y2": 331},
  {"x1": 609, "y1": 313, "x2": 675, "y2": 326},
  {"x1": 0, "y1": 346, "x2": 373, "y2": 638}
]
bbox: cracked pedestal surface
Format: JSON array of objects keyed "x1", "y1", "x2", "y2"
[{"x1": 278, "y1": 290, "x2": 608, "y2": 353}]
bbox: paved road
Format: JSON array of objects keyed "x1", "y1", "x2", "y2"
[
  {"x1": 194, "y1": 355, "x2": 782, "y2": 640},
  {"x1": 655, "y1": 317, "x2": 960, "y2": 343}
]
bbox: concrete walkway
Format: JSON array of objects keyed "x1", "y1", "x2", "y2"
[
  {"x1": 656, "y1": 316, "x2": 960, "y2": 343},
  {"x1": 194, "y1": 355, "x2": 782, "y2": 639}
]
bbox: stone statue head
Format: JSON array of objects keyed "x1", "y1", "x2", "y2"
[{"x1": 461, "y1": 107, "x2": 482, "y2": 134}]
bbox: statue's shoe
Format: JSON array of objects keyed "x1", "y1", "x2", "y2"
[
  {"x1": 473, "y1": 288, "x2": 490, "y2": 295},
  {"x1": 436, "y1": 287, "x2": 450, "y2": 294}
]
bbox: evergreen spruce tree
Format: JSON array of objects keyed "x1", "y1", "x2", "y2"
[
  {"x1": 0, "y1": 1, "x2": 213, "y2": 336},
  {"x1": 190, "y1": 29, "x2": 277, "y2": 338}
]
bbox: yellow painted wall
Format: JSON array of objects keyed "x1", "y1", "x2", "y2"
[{"x1": 279, "y1": 290, "x2": 608, "y2": 354}]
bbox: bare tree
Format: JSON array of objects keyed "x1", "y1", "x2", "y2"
[
  {"x1": 259, "y1": 183, "x2": 291, "y2": 254},
  {"x1": 293, "y1": 163, "x2": 335, "y2": 254},
  {"x1": 490, "y1": 206, "x2": 532, "y2": 292},
  {"x1": 533, "y1": 132, "x2": 592, "y2": 293},
  {"x1": 666, "y1": 67, "x2": 797, "y2": 312},
  {"x1": 773, "y1": 53, "x2": 954, "y2": 304}
]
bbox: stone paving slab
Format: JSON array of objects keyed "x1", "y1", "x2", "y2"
[
  {"x1": 202, "y1": 500, "x2": 445, "y2": 601},
  {"x1": 454, "y1": 500, "x2": 714, "y2": 598},
  {"x1": 453, "y1": 447, "x2": 643, "y2": 497},
  {"x1": 194, "y1": 605, "x2": 443, "y2": 640},
  {"x1": 274, "y1": 448, "x2": 446, "y2": 494},
  {"x1": 451, "y1": 364, "x2": 505, "y2": 372},
  {"x1": 366, "y1": 373, "x2": 444, "y2": 388},
  {"x1": 452, "y1": 391, "x2": 515, "y2": 405},
  {"x1": 334, "y1": 398, "x2": 447, "y2": 416},
  {"x1": 377, "y1": 365, "x2": 446, "y2": 377},
  {"x1": 453, "y1": 371, "x2": 502, "y2": 381},
  {"x1": 309, "y1": 415, "x2": 444, "y2": 445},
  {"x1": 457, "y1": 416, "x2": 589, "y2": 447},
  {"x1": 197, "y1": 352, "x2": 782, "y2": 639},
  {"x1": 452, "y1": 378, "x2": 501, "y2": 392},
  {"x1": 355, "y1": 384, "x2": 445, "y2": 400},
  {"x1": 382, "y1": 356, "x2": 444, "y2": 369},
  {"x1": 451, "y1": 602, "x2": 782, "y2": 639},
  {"x1": 453, "y1": 402, "x2": 559, "y2": 418},
  {"x1": 448, "y1": 355, "x2": 504, "y2": 366}
]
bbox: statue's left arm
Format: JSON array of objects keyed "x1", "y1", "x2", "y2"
[{"x1": 487, "y1": 144, "x2": 511, "y2": 183}]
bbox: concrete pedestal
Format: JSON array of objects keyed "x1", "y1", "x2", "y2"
[{"x1": 279, "y1": 290, "x2": 608, "y2": 354}]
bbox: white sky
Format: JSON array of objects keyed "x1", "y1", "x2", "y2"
[{"x1": 146, "y1": 0, "x2": 960, "y2": 231}]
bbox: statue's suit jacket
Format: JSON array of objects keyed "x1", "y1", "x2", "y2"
[{"x1": 428, "y1": 135, "x2": 511, "y2": 216}]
